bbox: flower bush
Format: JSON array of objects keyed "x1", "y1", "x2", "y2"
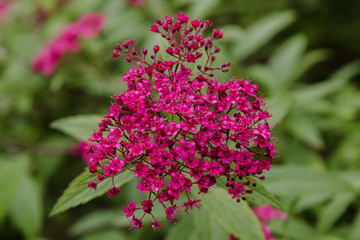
[{"x1": 85, "y1": 13, "x2": 277, "y2": 229}]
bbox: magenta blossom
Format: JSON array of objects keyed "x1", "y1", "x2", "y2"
[
  {"x1": 0, "y1": 1, "x2": 10, "y2": 25},
  {"x1": 85, "y1": 13, "x2": 277, "y2": 230},
  {"x1": 253, "y1": 204, "x2": 287, "y2": 240},
  {"x1": 31, "y1": 12, "x2": 105, "y2": 75}
]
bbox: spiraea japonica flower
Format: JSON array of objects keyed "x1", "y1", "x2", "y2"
[
  {"x1": 253, "y1": 204, "x2": 287, "y2": 240},
  {"x1": 85, "y1": 13, "x2": 277, "y2": 230},
  {"x1": 31, "y1": 12, "x2": 105, "y2": 75}
]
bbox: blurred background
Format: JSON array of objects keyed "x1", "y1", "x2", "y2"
[{"x1": 0, "y1": 0, "x2": 359, "y2": 239}]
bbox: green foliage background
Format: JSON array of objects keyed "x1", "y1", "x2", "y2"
[{"x1": 1, "y1": 0, "x2": 359, "y2": 239}]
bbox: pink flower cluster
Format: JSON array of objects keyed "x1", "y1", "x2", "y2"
[
  {"x1": 253, "y1": 204, "x2": 287, "y2": 240},
  {"x1": 86, "y1": 13, "x2": 277, "y2": 230},
  {"x1": 31, "y1": 12, "x2": 105, "y2": 76}
]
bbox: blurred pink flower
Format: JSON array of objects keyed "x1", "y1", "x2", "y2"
[
  {"x1": 31, "y1": 12, "x2": 105, "y2": 76},
  {"x1": 0, "y1": 1, "x2": 10, "y2": 24},
  {"x1": 253, "y1": 204, "x2": 287, "y2": 240}
]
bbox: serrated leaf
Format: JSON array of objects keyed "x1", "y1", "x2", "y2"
[
  {"x1": 317, "y1": 193, "x2": 355, "y2": 233},
  {"x1": 201, "y1": 187, "x2": 264, "y2": 240},
  {"x1": 50, "y1": 115, "x2": 103, "y2": 141},
  {"x1": 0, "y1": 154, "x2": 29, "y2": 223},
  {"x1": 9, "y1": 175, "x2": 43, "y2": 238},
  {"x1": 50, "y1": 169, "x2": 133, "y2": 216}
]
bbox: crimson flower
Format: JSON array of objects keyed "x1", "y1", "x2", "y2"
[{"x1": 85, "y1": 13, "x2": 277, "y2": 230}]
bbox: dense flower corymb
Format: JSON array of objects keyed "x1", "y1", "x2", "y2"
[{"x1": 85, "y1": 13, "x2": 277, "y2": 230}]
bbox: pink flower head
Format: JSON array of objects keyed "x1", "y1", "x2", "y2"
[
  {"x1": 165, "y1": 205, "x2": 178, "y2": 222},
  {"x1": 150, "y1": 220, "x2": 161, "y2": 231},
  {"x1": 107, "y1": 187, "x2": 121, "y2": 197},
  {"x1": 253, "y1": 204, "x2": 287, "y2": 240},
  {"x1": 150, "y1": 24, "x2": 158, "y2": 32},
  {"x1": 76, "y1": 12, "x2": 105, "y2": 38},
  {"x1": 177, "y1": 13, "x2": 189, "y2": 23},
  {"x1": 86, "y1": 13, "x2": 277, "y2": 230},
  {"x1": 129, "y1": 216, "x2": 145, "y2": 230},
  {"x1": 191, "y1": 18, "x2": 202, "y2": 28},
  {"x1": 253, "y1": 204, "x2": 287, "y2": 222},
  {"x1": 123, "y1": 201, "x2": 136, "y2": 218},
  {"x1": 31, "y1": 12, "x2": 105, "y2": 75},
  {"x1": 88, "y1": 181, "x2": 97, "y2": 190},
  {"x1": 141, "y1": 199, "x2": 153, "y2": 213}
]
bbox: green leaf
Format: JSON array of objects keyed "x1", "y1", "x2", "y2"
[
  {"x1": 234, "y1": 11, "x2": 295, "y2": 60},
  {"x1": 192, "y1": 208, "x2": 228, "y2": 240},
  {"x1": 266, "y1": 94, "x2": 294, "y2": 124},
  {"x1": 0, "y1": 154, "x2": 29, "y2": 223},
  {"x1": 277, "y1": 136, "x2": 324, "y2": 168},
  {"x1": 249, "y1": 64, "x2": 277, "y2": 94},
  {"x1": 350, "y1": 208, "x2": 360, "y2": 240},
  {"x1": 270, "y1": 217, "x2": 315, "y2": 240},
  {"x1": 287, "y1": 113, "x2": 324, "y2": 150},
  {"x1": 49, "y1": 169, "x2": 133, "y2": 216},
  {"x1": 200, "y1": 187, "x2": 264, "y2": 240},
  {"x1": 70, "y1": 200, "x2": 169, "y2": 237},
  {"x1": 189, "y1": 0, "x2": 220, "y2": 19},
  {"x1": 337, "y1": 170, "x2": 360, "y2": 191},
  {"x1": 79, "y1": 230, "x2": 132, "y2": 240},
  {"x1": 69, "y1": 210, "x2": 123, "y2": 237},
  {"x1": 269, "y1": 34, "x2": 307, "y2": 89},
  {"x1": 317, "y1": 193, "x2": 356, "y2": 233},
  {"x1": 9, "y1": 175, "x2": 43, "y2": 238},
  {"x1": 312, "y1": 235, "x2": 344, "y2": 240},
  {"x1": 296, "y1": 192, "x2": 331, "y2": 212},
  {"x1": 293, "y1": 49, "x2": 329, "y2": 84},
  {"x1": 329, "y1": 60, "x2": 360, "y2": 80},
  {"x1": 263, "y1": 165, "x2": 356, "y2": 197},
  {"x1": 50, "y1": 115, "x2": 103, "y2": 141},
  {"x1": 166, "y1": 216, "x2": 198, "y2": 240},
  {"x1": 246, "y1": 178, "x2": 284, "y2": 211},
  {"x1": 293, "y1": 61, "x2": 360, "y2": 106}
]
